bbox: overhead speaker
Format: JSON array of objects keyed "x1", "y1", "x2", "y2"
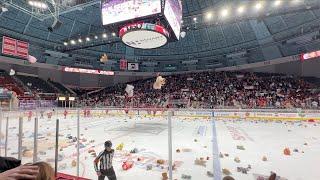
[
  {"x1": 0, "y1": 6, "x2": 8, "y2": 14},
  {"x1": 48, "y1": 18, "x2": 62, "y2": 32}
]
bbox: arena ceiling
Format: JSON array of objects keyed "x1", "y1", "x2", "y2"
[{"x1": 0, "y1": 0, "x2": 320, "y2": 72}]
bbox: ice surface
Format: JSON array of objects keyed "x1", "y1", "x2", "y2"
[{"x1": 0, "y1": 110, "x2": 319, "y2": 180}]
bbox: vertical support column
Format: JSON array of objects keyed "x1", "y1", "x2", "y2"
[
  {"x1": 77, "y1": 109, "x2": 80, "y2": 177},
  {"x1": 54, "y1": 119, "x2": 59, "y2": 177},
  {"x1": 18, "y1": 117, "x2": 23, "y2": 160},
  {"x1": 33, "y1": 117, "x2": 38, "y2": 163},
  {"x1": 9, "y1": 99, "x2": 12, "y2": 111},
  {"x1": 0, "y1": 109, "x2": 2, "y2": 156},
  {"x1": 211, "y1": 112, "x2": 221, "y2": 180},
  {"x1": 168, "y1": 111, "x2": 173, "y2": 180},
  {"x1": 5, "y1": 117, "x2": 9, "y2": 157},
  {"x1": 134, "y1": 109, "x2": 139, "y2": 129}
]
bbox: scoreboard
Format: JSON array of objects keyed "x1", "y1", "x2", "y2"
[
  {"x1": 101, "y1": 0, "x2": 183, "y2": 42},
  {"x1": 101, "y1": 0, "x2": 162, "y2": 25}
]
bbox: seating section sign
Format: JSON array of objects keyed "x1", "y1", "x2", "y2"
[{"x1": 1, "y1": 36, "x2": 29, "y2": 59}]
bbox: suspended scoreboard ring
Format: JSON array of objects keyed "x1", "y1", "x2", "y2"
[
  {"x1": 119, "y1": 23, "x2": 170, "y2": 49},
  {"x1": 101, "y1": 0, "x2": 183, "y2": 49}
]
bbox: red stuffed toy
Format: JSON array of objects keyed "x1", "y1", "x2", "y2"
[{"x1": 122, "y1": 161, "x2": 133, "y2": 170}]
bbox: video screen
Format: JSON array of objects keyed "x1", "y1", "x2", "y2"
[
  {"x1": 101, "y1": 0, "x2": 162, "y2": 25},
  {"x1": 164, "y1": 0, "x2": 182, "y2": 39}
]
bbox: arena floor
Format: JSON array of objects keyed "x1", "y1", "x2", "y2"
[{"x1": 1, "y1": 111, "x2": 320, "y2": 180}]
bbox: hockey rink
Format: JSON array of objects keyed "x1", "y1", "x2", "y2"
[{"x1": 0, "y1": 109, "x2": 320, "y2": 180}]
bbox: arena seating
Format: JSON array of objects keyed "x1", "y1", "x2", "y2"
[
  {"x1": 79, "y1": 71, "x2": 320, "y2": 109},
  {"x1": 0, "y1": 70, "x2": 34, "y2": 100},
  {"x1": 17, "y1": 75, "x2": 56, "y2": 93},
  {"x1": 0, "y1": 71, "x2": 73, "y2": 101},
  {"x1": 48, "y1": 80, "x2": 73, "y2": 95},
  {"x1": 72, "y1": 88, "x2": 100, "y2": 96}
]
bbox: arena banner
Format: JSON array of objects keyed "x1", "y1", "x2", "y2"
[
  {"x1": 255, "y1": 112, "x2": 276, "y2": 117},
  {"x1": 302, "y1": 113, "x2": 320, "y2": 118},
  {"x1": 173, "y1": 111, "x2": 212, "y2": 117},
  {"x1": 19, "y1": 100, "x2": 56, "y2": 110},
  {"x1": 127, "y1": 63, "x2": 139, "y2": 71},
  {"x1": 213, "y1": 111, "x2": 320, "y2": 120},
  {"x1": 39, "y1": 100, "x2": 56, "y2": 107},
  {"x1": 19, "y1": 101, "x2": 37, "y2": 110},
  {"x1": 1, "y1": 36, "x2": 29, "y2": 59},
  {"x1": 275, "y1": 113, "x2": 300, "y2": 118},
  {"x1": 2, "y1": 36, "x2": 17, "y2": 56},
  {"x1": 16, "y1": 40, "x2": 29, "y2": 59},
  {"x1": 300, "y1": 49, "x2": 320, "y2": 61},
  {"x1": 120, "y1": 59, "x2": 127, "y2": 70},
  {"x1": 63, "y1": 67, "x2": 114, "y2": 75}
]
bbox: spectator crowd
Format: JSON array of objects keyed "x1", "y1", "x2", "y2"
[{"x1": 77, "y1": 71, "x2": 320, "y2": 109}]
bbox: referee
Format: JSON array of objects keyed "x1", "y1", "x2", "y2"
[{"x1": 94, "y1": 140, "x2": 117, "y2": 180}]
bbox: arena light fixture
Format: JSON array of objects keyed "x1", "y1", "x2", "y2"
[
  {"x1": 70, "y1": 40, "x2": 76, "y2": 45},
  {"x1": 274, "y1": 0, "x2": 282, "y2": 7},
  {"x1": 102, "y1": 33, "x2": 107, "y2": 38},
  {"x1": 94, "y1": 35, "x2": 98, "y2": 39},
  {"x1": 206, "y1": 12, "x2": 213, "y2": 20},
  {"x1": 86, "y1": 37, "x2": 90, "y2": 41},
  {"x1": 291, "y1": 0, "x2": 302, "y2": 5},
  {"x1": 28, "y1": 0, "x2": 48, "y2": 9},
  {"x1": 58, "y1": 96, "x2": 66, "y2": 101},
  {"x1": 220, "y1": 8, "x2": 229, "y2": 17},
  {"x1": 237, "y1": 6, "x2": 245, "y2": 14},
  {"x1": 112, "y1": 32, "x2": 116, "y2": 36},
  {"x1": 193, "y1": 17, "x2": 197, "y2": 22},
  {"x1": 255, "y1": 2, "x2": 263, "y2": 10},
  {"x1": 78, "y1": 38, "x2": 82, "y2": 43},
  {"x1": 63, "y1": 42, "x2": 68, "y2": 46}
]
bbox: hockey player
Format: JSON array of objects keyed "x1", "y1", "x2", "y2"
[
  {"x1": 40, "y1": 110, "x2": 44, "y2": 119},
  {"x1": 63, "y1": 109, "x2": 68, "y2": 119},
  {"x1": 86, "y1": 109, "x2": 91, "y2": 117},
  {"x1": 47, "y1": 111, "x2": 52, "y2": 120},
  {"x1": 94, "y1": 141, "x2": 117, "y2": 180},
  {"x1": 83, "y1": 109, "x2": 87, "y2": 117},
  {"x1": 27, "y1": 111, "x2": 32, "y2": 121}
]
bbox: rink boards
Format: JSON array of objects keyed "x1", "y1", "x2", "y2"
[{"x1": 2, "y1": 109, "x2": 320, "y2": 121}]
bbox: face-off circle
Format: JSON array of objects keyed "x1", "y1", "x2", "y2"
[{"x1": 119, "y1": 23, "x2": 170, "y2": 49}]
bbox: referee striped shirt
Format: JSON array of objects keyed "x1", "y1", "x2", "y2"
[{"x1": 94, "y1": 149, "x2": 114, "y2": 172}]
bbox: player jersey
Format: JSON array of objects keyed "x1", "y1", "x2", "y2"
[{"x1": 94, "y1": 149, "x2": 114, "y2": 172}]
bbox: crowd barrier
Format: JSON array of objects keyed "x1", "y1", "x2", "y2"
[{"x1": 2, "y1": 108, "x2": 319, "y2": 121}]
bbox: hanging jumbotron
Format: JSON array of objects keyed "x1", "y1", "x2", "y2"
[{"x1": 101, "y1": 0, "x2": 182, "y2": 49}]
